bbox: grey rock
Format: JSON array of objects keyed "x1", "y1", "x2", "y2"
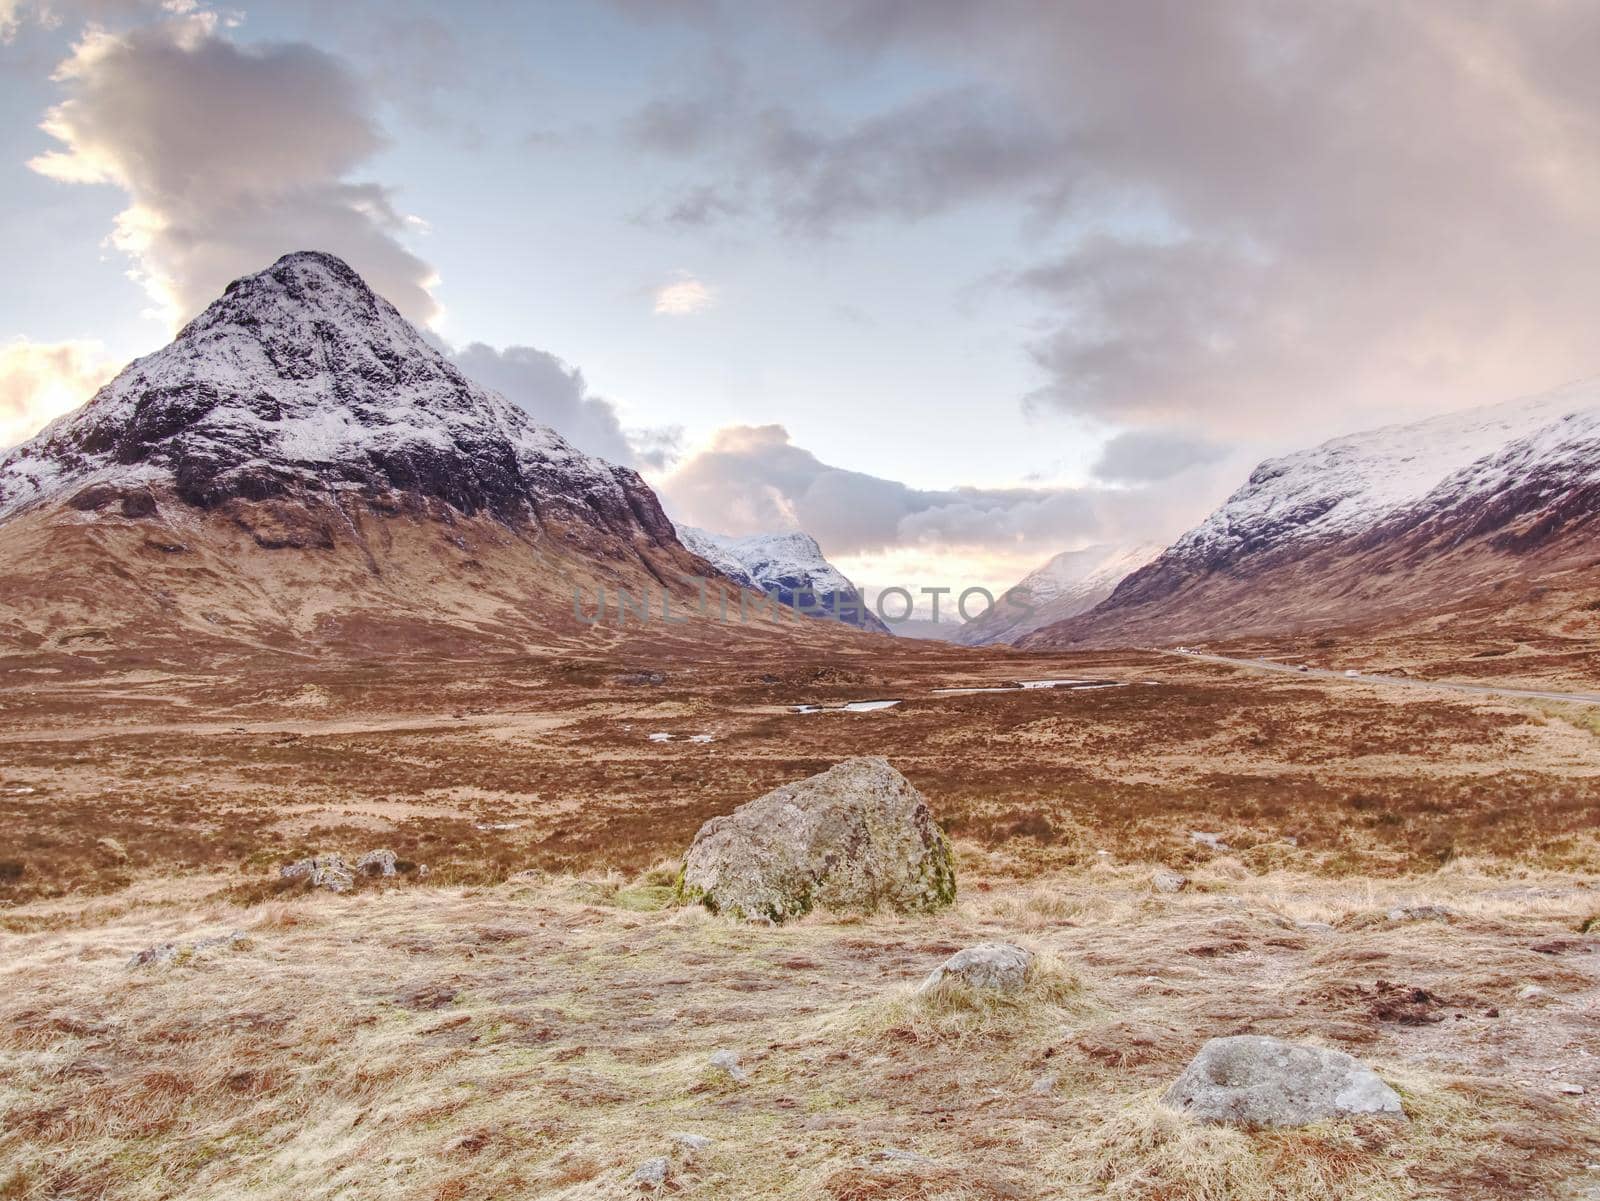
[
  {"x1": 128, "y1": 943, "x2": 179, "y2": 968},
  {"x1": 708, "y1": 1049, "x2": 748, "y2": 1083},
  {"x1": 1386, "y1": 904, "x2": 1456, "y2": 923},
  {"x1": 280, "y1": 853, "x2": 354, "y2": 893},
  {"x1": 680, "y1": 757, "x2": 956, "y2": 922},
  {"x1": 1163, "y1": 1035, "x2": 1405, "y2": 1126},
  {"x1": 356, "y1": 848, "x2": 397, "y2": 877},
  {"x1": 631, "y1": 1156, "x2": 671, "y2": 1189},
  {"x1": 919, "y1": 942, "x2": 1033, "y2": 995},
  {"x1": 128, "y1": 929, "x2": 246, "y2": 968},
  {"x1": 1151, "y1": 867, "x2": 1189, "y2": 894}
]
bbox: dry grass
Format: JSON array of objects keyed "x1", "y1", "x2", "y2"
[
  {"x1": 2, "y1": 644, "x2": 1598, "y2": 1196},
  {"x1": 1, "y1": 860, "x2": 1596, "y2": 1200},
  {"x1": 4, "y1": 645, "x2": 1599, "y2": 907}
]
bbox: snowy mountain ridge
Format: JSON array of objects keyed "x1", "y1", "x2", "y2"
[
  {"x1": 1171, "y1": 379, "x2": 1600, "y2": 566},
  {"x1": 956, "y1": 541, "x2": 1162, "y2": 646},
  {"x1": 676, "y1": 527, "x2": 853, "y2": 594},
  {"x1": 1024, "y1": 375, "x2": 1600, "y2": 647},
  {"x1": 0, "y1": 252, "x2": 672, "y2": 549},
  {"x1": 676, "y1": 525, "x2": 886, "y2": 632}
]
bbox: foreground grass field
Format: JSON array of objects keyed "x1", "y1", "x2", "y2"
[
  {"x1": 2, "y1": 643, "x2": 1597, "y2": 1198},
  {"x1": 2, "y1": 856, "x2": 1597, "y2": 1200}
]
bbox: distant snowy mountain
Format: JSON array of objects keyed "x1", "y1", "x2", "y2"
[
  {"x1": 956, "y1": 542, "x2": 1162, "y2": 646},
  {"x1": 1024, "y1": 380, "x2": 1600, "y2": 648},
  {"x1": 676, "y1": 526, "x2": 889, "y2": 633}
]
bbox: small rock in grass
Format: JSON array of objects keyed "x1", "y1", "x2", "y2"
[
  {"x1": 708, "y1": 1049, "x2": 748, "y2": 1082},
  {"x1": 128, "y1": 943, "x2": 179, "y2": 968},
  {"x1": 1163, "y1": 1034, "x2": 1405, "y2": 1126},
  {"x1": 280, "y1": 853, "x2": 354, "y2": 893},
  {"x1": 1386, "y1": 904, "x2": 1457, "y2": 924},
  {"x1": 631, "y1": 1156, "x2": 671, "y2": 1189},
  {"x1": 356, "y1": 848, "x2": 397, "y2": 877},
  {"x1": 918, "y1": 942, "x2": 1033, "y2": 995},
  {"x1": 128, "y1": 929, "x2": 246, "y2": 968},
  {"x1": 1151, "y1": 867, "x2": 1189, "y2": 894}
]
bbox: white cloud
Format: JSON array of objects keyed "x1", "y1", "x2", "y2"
[
  {"x1": 27, "y1": 13, "x2": 437, "y2": 329},
  {"x1": 0, "y1": 338, "x2": 117, "y2": 450},
  {"x1": 652, "y1": 273, "x2": 715, "y2": 316}
]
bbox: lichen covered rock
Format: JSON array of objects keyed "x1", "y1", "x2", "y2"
[
  {"x1": 918, "y1": 943, "x2": 1033, "y2": 995},
  {"x1": 1163, "y1": 1034, "x2": 1405, "y2": 1126},
  {"x1": 679, "y1": 756, "x2": 955, "y2": 922},
  {"x1": 281, "y1": 853, "x2": 354, "y2": 893}
]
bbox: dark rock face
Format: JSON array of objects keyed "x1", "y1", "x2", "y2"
[
  {"x1": 0, "y1": 252, "x2": 688, "y2": 569},
  {"x1": 758, "y1": 580, "x2": 890, "y2": 634}
]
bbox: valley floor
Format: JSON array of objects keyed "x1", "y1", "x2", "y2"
[{"x1": 1, "y1": 640, "x2": 1598, "y2": 1198}]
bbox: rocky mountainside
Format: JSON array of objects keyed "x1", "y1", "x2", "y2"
[
  {"x1": 675, "y1": 526, "x2": 890, "y2": 633},
  {"x1": 0, "y1": 252, "x2": 810, "y2": 658},
  {"x1": 1024, "y1": 380, "x2": 1600, "y2": 649},
  {"x1": 956, "y1": 542, "x2": 1162, "y2": 646}
]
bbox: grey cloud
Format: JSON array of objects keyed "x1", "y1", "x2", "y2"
[
  {"x1": 629, "y1": 68, "x2": 1063, "y2": 234},
  {"x1": 29, "y1": 14, "x2": 437, "y2": 327},
  {"x1": 658, "y1": 424, "x2": 1192, "y2": 557},
  {"x1": 453, "y1": 342, "x2": 682, "y2": 471},
  {"x1": 451, "y1": 342, "x2": 636, "y2": 466},
  {"x1": 1091, "y1": 429, "x2": 1228, "y2": 485},
  {"x1": 625, "y1": 52, "x2": 745, "y2": 155},
  {"x1": 621, "y1": 2, "x2": 1600, "y2": 437}
]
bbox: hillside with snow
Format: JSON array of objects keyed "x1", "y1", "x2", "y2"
[
  {"x1": 956, "y1": 542, "x2": 1162, "y2": 646},
  {"x1": 0, "y1": 252, "x2": 809, "y2": 656},
  {"x1": 676, "y1": 526, "x2": 889, "y2": 633},
  {"x1": 1024, "y1": 379, "x2": 1600, "y2": 648}
]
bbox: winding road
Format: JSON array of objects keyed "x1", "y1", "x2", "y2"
[{"x1": 1165, "y1": 650, "x2": 1600, "y2": 707}]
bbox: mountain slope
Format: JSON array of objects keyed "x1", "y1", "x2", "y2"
[
  {"x1": 1024, "y1": 380, "x2": 1600, "y2": 650},
  {"x1": 956, "y1": 542, "x2": 1162, "y2": 646},
  {"x1": 675, "y1": 526, "x2": 889, "y2": 633},
  {"x1": 0, "y1": 252, "x2": 824, "y2": 659}
]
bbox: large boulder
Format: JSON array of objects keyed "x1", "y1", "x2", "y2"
[
  {"x1": 1163, "y1": 1035, "x2": 1405, "y2": 1126},
  {"x1": 679, "y1": 756, "x2": 956, "y2": 922}
]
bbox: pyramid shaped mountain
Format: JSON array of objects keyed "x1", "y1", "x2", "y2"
[
  {"x1": 1, "y1": 252, "x2": 677, "y2": 550},
  {"x1": 0, "y1": 252, "x2": 794, "y2": 658}
]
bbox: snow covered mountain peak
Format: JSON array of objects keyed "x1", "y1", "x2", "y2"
[
  {"x1": 677, "y1": 527, "x2": 852, "y2": 594},
  {"x1": 0, "y1": 252, "x2": 674, "y2": 548},
  {"x1": 1174, "y1": 379, "x2": 1600, "y2": 563},
  {"x1": 676, "y1": 525, "x2": 886, "y2": 632},
  {"x1": 955, "y1": 541, "x2": 1162, "y2": 645}
]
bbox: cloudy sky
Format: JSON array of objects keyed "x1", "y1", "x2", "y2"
[{"x1": 4, "y1": 1, "x2": 1600, "y2": 598}]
